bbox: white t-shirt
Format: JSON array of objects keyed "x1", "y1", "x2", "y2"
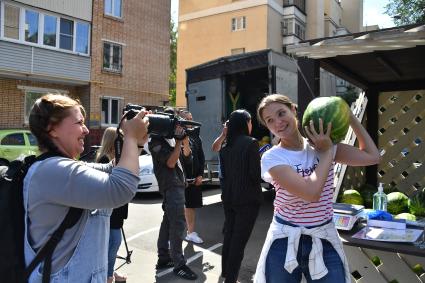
[{"x1": 261, "y1": 138, "x2": 336, "y2": 226}]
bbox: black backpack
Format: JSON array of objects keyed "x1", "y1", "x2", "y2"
[{"x1": 0, "y1": 154, "x2": 83, "y2": 283}]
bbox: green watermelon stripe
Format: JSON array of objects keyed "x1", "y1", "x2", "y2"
[{"x1": 302, "y1": 96, "x2": 350, "y2": 143}]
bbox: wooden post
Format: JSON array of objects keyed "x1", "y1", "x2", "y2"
[{"x1": 365, "y1": 88, "x2": 379, "y2": 186}]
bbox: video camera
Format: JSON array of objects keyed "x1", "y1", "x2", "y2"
[{"x1": 123, "y1": 104, "x2": 201, "y2": 139}]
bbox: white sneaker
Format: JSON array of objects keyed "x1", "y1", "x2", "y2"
[{"x1": 185, "y1": 232, "x2": 204, "y2": 244}]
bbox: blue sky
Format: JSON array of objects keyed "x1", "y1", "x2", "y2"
[
  {"x1": 363, "y1": 0, "x2": 394, "y2": 28},
  {"x1": 171, "y1": 0, "x2": 178, "y2": 24},
  {"x1": 171, "y1": 0, "x2": 395, "y2": 29}
]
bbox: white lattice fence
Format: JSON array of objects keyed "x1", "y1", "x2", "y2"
[
  {"x1": 378, "y1": 90, "x2": 425, "y2": 197},
  {"x1": 344, "y1": 245, "x2": 425, "y2": 283},
  {"x1": 334, "y1": 92, "x2": 368, "y2": 200}
]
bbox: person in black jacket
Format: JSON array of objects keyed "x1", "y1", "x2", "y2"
[
  {"x1": 219, "y1": 109, "x2": 263, "y2": 283},
  {"x1": 149, "y1": 108, "x2": 198, "y2": 281},
  {"x1": 96, "y1": 127, "x2": 128, "y2": 283},
  {"x1": 179, "y1": 111, "x2": 205, "y2": 244}
]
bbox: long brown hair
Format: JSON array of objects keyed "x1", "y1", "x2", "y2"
[{"x1": 96, "y1": 127, "x2": 117, "y2": 162}]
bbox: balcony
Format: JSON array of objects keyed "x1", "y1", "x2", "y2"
[
  {"x1": 0, "y1": 40, "x2": 90, "y2": 85},
  {"x1": 283, "y1": 0, "x2": 306, "y2": 13}
]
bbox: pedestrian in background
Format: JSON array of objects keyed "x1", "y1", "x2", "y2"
[
  {"x1": 24, "y1": 94, "x2": 148, "y2": 282},
  {"x1": 219, "y1": 109, "x2": 263, "y2": 283},
  {"x1": 212, "y1": 120, "x2": 228, "y2": 186},
  {"x1": 254, "y1": 94, "x2": 380, "y2": 282},
  {"x1": 96, "y1": 127, "x2": 129, "y2": 283},
  {"x1": 179, "y1": 111, "x2": 205, "y2": 244},
  {"x1": 149, "y1": 108, "x2": 198, "y2": 281}
]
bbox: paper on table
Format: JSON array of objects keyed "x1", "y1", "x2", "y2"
[{"x1": 352, "y1": 227, "x2": 423, "y2": 242}]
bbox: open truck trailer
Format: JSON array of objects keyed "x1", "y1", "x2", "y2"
[{"x1": 185, "y1": 49, "x2": 298, "y2": 183}]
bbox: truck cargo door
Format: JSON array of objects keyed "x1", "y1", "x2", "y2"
[{"x1": 187, "y1": 78, "x2": 223, "y2": 162}]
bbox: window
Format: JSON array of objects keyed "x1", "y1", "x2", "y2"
[
  {"x1": 105, "y1": 0, "x2": 122, "y2": 18},
  {"x1": 283, "y1": 0, "x2": 306, "y2": 13},
  {"x1": 231, "y1": 48, "x2": 245, "y2": 55},
  {"x1": 101, "y1": 97, "x2": 122, "y2": 125},
  {"x1": 295, "y1": 21, "x2": 305, "y2": 39},
  {"x1": 43, "y1": 15, "x2": 57, "y2": 46},
  {"x1": 76, "y1": 22, "x2": 89, "y2": 54},
  {"x1": 282, "y1": 19, "x2": 293, "y2": 36},
  {"x1": 282, "y1": 18, "x2": 304, "y2": 39},
  {"x1": 231, "y1": 16, "x2": 246, "y2": 31},
  {"x1": 103, "y1": 42, "x2": 122, "y2": 72},
  {"x1": 59, "y1": 18, "x2": 74, "y2": 50},
  {"x1": 25, "y1": 10, "x2": 39, "y2": 43},
  {"x1": 1, "y1": 133, "x2": 25, "y2": 146},
  {"x1": 4, "y1": 4, "x2": 20, "y2": 39},
  {"x1": 1, "y1": 4, "x2": 90, "y2": 55}
]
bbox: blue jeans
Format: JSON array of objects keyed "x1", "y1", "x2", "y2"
[
  {"x1": 265, "y1": 217, "x2": 345, "y2": 283},
  {"x1": 108, "y1": 228, "x2": 122, "y2": 277}
]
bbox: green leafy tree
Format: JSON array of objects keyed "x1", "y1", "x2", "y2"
[
  {"x1": 385, "y1": 0, "x2": 425, "y2": 26},
  {"x1": 169, "y1": 19, "x2": 177, "y2": 106}
]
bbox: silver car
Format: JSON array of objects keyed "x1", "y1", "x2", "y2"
[{"x1": 137, "y1": 154, "x2": 159, "y2": 193}]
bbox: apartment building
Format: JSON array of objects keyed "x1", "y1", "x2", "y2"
[
  {"x1": 0, "y1": 0, "x2": 92, "y2": 129},
  {"x1": 176, "y1": 0, "x2": 363, "y2": 107},
  {"x1": 0, "y1": 0, "x2": 170, "y2": 146},
  {"x1": 88, "y1": 0, "x2": 170, "y2": 144}
]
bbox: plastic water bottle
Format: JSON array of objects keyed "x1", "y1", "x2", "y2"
[{"x1": 373, "y1": 183, "x2": 388, "y2": 211}]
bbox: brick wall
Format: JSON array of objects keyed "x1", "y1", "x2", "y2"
[
  {"x1": 0, "y1": 78, "x2": 79, "y2": 129},
  {"x1": 89, "y1": 0, "x2": 171, "y2": 128}
]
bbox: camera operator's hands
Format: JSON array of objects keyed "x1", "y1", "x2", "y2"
[
  {"x1": 181, "y1": 135, "x2": 191, "y2": 157},
  {"x1": 174, "y1": 125, "x2": 187, "y2": 141}
]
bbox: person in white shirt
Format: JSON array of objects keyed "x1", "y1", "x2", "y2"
[{"x1": 254, "y1": 94, "x2": 380, "y2": 283}]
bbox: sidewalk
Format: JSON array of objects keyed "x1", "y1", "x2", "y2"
[{"x1": 116, "y1": 240, "x2": 224, "y2": 282}]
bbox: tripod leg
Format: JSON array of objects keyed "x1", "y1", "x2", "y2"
[{"x1": 121, "y1": 227, "x2": 132, "y2": 264}]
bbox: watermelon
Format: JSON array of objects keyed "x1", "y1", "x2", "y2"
[
  {"x1": 302, "y1": 96, "x2": 350, "y2": 143},
  {"x1": 341, "y1": 189, "x2": 364, "y2": 205},
  {"x1": 394, "y1": 213, "x2": 416, "y2": 221},
  {"x1": 408, "y1": 188, "x2": 425, "y2": 217},
  {"x1": 387, "y1": 192, "x2": 409, "y2": 215}
]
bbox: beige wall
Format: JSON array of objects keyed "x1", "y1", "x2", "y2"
[
  {"x1": 176, "y1": 5, "x2": 269, "y2": 107},
  {"x1": 305, "y1": 0, "x2": 324, "y2": 39},
  {"x1": 177, "y1": 0, "x2": 363, "y2": 106},
  {"x1": 180, "y1": 0, "x2": 236, "y2": 14},
  {"x1": 267, "y1": 6, "x2": 284, "y2": 52},
  {"x1": 325, "y1": 0, "x2": 342, "y2": 27},
  {"x1": 340, "y1": 0, "x2": 363, "y2": 33}
]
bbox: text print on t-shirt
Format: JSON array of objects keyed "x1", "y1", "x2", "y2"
[{"x1": 294, "y1": 157, "x2": 319, "y2": 177}]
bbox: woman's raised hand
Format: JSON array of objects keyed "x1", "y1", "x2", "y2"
[
  {"x1": 121, "y1": 110, "x2": 150, "y2": 146},
  {"x1": 304, "y1": 118, "x2": 332, "y2": 153}
]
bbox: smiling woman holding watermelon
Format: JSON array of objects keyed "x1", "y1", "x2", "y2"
[{"x1": 254, "y1": 94, "x2": 380, "y2": 283}]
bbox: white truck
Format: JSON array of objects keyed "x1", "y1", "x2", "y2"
[{"x1": 185, "y1": 49, "x2": 298, "y2": 183}]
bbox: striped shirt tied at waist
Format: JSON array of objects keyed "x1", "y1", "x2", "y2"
[{"x1": 254, "y1": 217, "x2": 350, "y2": 283}]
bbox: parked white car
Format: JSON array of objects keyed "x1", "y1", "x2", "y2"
[{"x1": 138, "y1": 154, "x2": 159, "y2": 193}]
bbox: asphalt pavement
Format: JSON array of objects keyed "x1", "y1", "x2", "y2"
[{"x1": 115, "y1": 187, "x2": 275, "y2": 283}]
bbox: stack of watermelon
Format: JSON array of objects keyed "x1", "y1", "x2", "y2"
[{"x1": 302, "y1": 96, "x2": 350, "y2": 143}]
